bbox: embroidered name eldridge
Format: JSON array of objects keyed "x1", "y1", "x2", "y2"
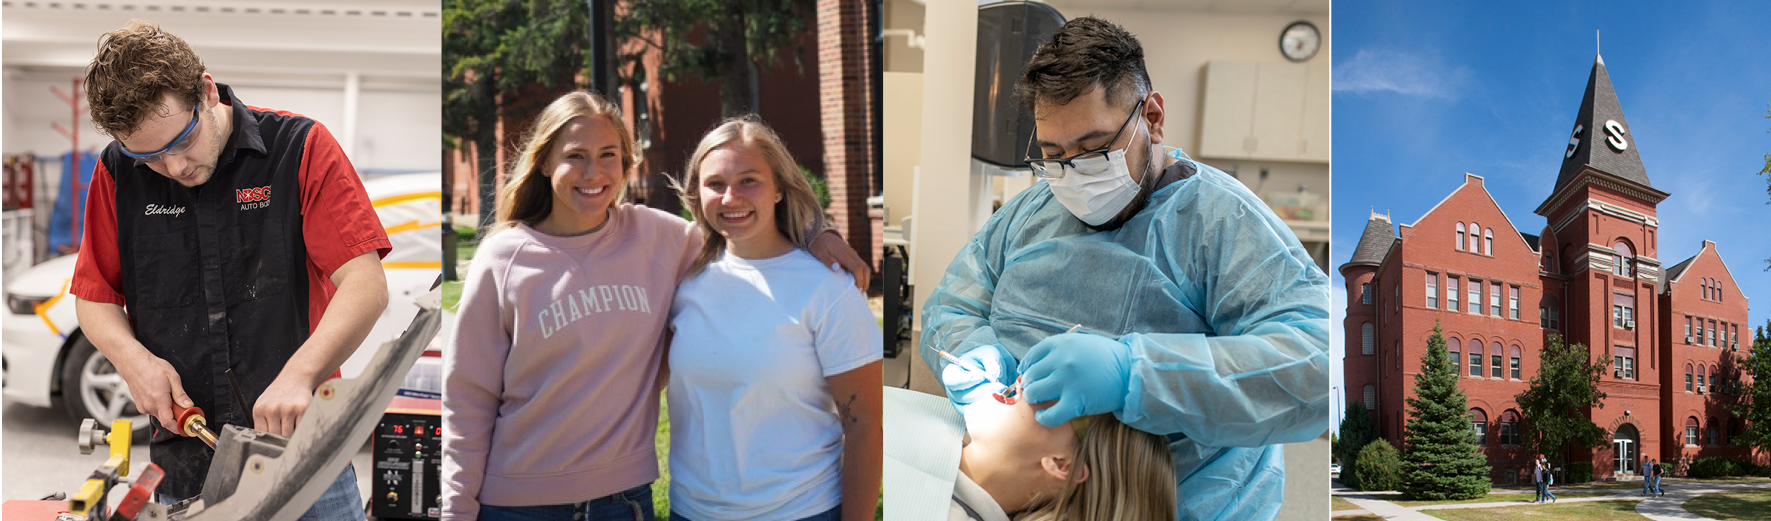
[{"x1": 144, "y1": 204, "x2": 186, "y2": 217}]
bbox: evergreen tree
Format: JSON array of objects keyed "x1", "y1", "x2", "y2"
[
  {"x1": 1355, "y1": 439, "x2": 1404, "y2": 492},
  {"x1": 1335, "y1": 402, "x2": 1380, "y2": 488},
  {"x1": 1401, "y1": 322, "x2": 1491, "y2": 500},
  {"x1": 1730, "y1": 322, "x2": 1771, "y2": 454},
  {"x1": 1515, "y1": 333, "x2": 1611, "y2": 470}
]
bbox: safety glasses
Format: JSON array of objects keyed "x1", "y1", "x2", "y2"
[
  {"x1": 1022, "y1": 98, "x2": 1144, "y2": 180},
  {"x1": 118, "y1": 104, "x2": 201, "y2": 164}
]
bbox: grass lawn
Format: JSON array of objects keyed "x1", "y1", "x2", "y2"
[
  {"x1": 1428, "y1": 499, "x2": 1649, "y2": 520},
  {"x1": 1387, "y1": 491, "x2": 1618, "y2": 507},
  {"x1": 1330, "y1": 495, "x2": 1360, "y2": 511},
  {"x1": 1674, "y1": 476, "x2": 1771, "y2": 485},
  {"x1": 1683, "y1": 488, "x2": 1771, "y2": 521}
]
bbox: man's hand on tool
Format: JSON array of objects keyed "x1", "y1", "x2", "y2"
[
  {"x1": 253, "y1": 375, "x2": 312, "y2": 437},
  {"x1": 114, "y1": 351, "x2": 195, "y2": 435}
]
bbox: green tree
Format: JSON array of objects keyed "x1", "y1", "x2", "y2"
[
  {"x1": 1354, "y1": 439, "x2": 1404, "y2": 492},
  {"x1": 1515, "y1": 333, "x2": 1612, "y2": 471},
  {"x1": 1335, "y1": 401, "x2": 1380, "y2": 488},
  {"x1": 615, "y1": 0, "x2": 814, "y2": 117},
  {"x1": 1401, "y1": 322, "x2": 1490, "y2": 500},
  {"x1": 442, "y1": 0, "x2": 591, "y2": 230},
  {"x1": 1762, "y1": 106, "x2": 1770, "y2": 271},
  {"x1": 1730, "y1": 322, "x2": 1771, "y2": 454}
]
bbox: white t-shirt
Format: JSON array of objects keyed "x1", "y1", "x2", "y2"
[{"x1": 667, "y1": 249, "x2": 883, "y2": 520}]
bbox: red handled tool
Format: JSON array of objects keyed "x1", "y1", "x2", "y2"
[{"x1": 169, "y1": 403, "x2": 218, "y2": 449}]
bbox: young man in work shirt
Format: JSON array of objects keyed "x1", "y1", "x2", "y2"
[{"x1": 70, "y1": 21, "x2": 390, "y2": 518}]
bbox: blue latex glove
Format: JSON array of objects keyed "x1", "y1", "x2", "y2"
[
  {"x1": 1019, "y1": 332, "x2": 1133, "y2": 427},
  {"x1": 939, "y1": 344, "x2": 1018, "y2": 413}
]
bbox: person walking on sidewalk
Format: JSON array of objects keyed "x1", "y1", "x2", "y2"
[
  {"x1": 1532, "y1": 457, "x2": 1547, "y2": 503},
  {"x1": 1642, "y1": 455, "x2": 1653, "y2": 497},
  {"x1": 1542, "y1": 461, "x2": 1557, "y2": 503},
  {"x1": 1651, "y1": 458, "x2": 1664, "y2": 497}
]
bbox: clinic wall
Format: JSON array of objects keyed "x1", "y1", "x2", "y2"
[{"x1": 1045, "y1": 8, "x2": 1329, "y2": 163}]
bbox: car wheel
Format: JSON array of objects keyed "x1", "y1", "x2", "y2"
[{"x1": 61, "y1": 337, "x2": 151, "y2": 439}]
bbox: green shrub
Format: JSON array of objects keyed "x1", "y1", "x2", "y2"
[
  {"x1": 1566, "y1": 461, "x2": 1594, "y2": 483},
  {"x1": 1354, "y1": 439, "x2": 1404, "y2": 492},
  {"x1": 1687, "y1": 457, "x2": 1742, "y2": 479}
]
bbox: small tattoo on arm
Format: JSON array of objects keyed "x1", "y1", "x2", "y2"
[{"x1": 837, "y1": 393, "x2": 861, "y2": 429}]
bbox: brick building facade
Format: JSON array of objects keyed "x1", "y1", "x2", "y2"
[{"x1": 1341, "y1": 55, "x2": 1758, "y2": 485}]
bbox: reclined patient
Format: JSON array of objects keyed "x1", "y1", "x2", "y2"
[{"x1": 950, "y1": 388, "x2": 1176, "y2": 521}]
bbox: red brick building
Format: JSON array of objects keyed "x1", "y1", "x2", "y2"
[{"x1": 1341, "y1": 55, "x2": 1757, "y2": 485}]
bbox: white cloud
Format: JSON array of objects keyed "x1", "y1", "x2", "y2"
[{"x1": 1333, "y1": 48, "x2": 1471, "y2": 100}]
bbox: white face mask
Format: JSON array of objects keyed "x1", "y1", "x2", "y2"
[{"x1": 1047, "y1": 122, "x2": 1147, "y2": 226}]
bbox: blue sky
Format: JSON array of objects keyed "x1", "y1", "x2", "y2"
[{"x1": 1329, "y1": 1, "x2": 1771, "y2": 432}]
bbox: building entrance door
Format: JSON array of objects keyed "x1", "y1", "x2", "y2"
[{"x1": 1614, "y1": 424, "x2": 1639, "y2": 475}]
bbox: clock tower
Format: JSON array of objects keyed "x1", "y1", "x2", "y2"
[{"x1": 1533, "y1": 54, "x2": 1670, "y2": 478}]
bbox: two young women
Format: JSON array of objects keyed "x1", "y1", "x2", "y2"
[{"x1": 442, "y1": 91, "x2": 883, "y2": 521}]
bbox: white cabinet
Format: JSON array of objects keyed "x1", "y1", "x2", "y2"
[{"x1": 1199, "y1": 60, "x2": 1330, "y2": 163}]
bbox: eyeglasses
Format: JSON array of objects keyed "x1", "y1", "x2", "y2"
[
  {"x1": 1022, "y1": 98, "x2": 1145, "y2": 180},
  {"x1": 118, "y1": 104, "x2": 202, "y2": 164}
]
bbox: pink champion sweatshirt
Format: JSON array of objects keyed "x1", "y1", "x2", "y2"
[{"x1": 442, "y1": 204, "x2": 700, "y2": 518}]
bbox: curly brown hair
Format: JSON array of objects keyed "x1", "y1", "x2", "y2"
[{"x1": 84, "y1": 20, "x2": 207, "y2": 137}]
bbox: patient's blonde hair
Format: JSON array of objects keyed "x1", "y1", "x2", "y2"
[{"x1": 1015, "y1": 416, "x2": 1177, "y2": 521}]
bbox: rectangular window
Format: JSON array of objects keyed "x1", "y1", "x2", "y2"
[
  {"x1": 1500, "y1": 423, "x2": 1520, "y2": 445},
  {"x1": 1509, "y1": 286, "x2": 1520, "y2": 319},
  {"x1": 1468, "y1": 280, "x2": 1481, "y2": 313},
  {"x1": 1734, "y1": 325, "x2": 1740, "y2": 346},
  {"x1": 1614, "y1": 305, "x2": 1624, "y2": 327},
  {"x1": 1511, "y1": 355, "x2": 1521, "y2": 379},
  {"x1": 1710, "y1": 320, "x2": 1718, "y2": 346},
  {"x1": 1470, "y1": 352, "x2": 1482, "y2": 377},
  {"x1": 1688, "y1": 426, "x2": 1699, "y2": 446},
  {"x1": 1491, "y1": 354, "x2": 1503, "y2": 378},
  {"x1": 1550, "y1": 308, "x2": 1560, "y2": 330},
  {"x1": 1708, "y1": 427, "x2": 1718, "y2": 446},
  {"x1": 1540, "y1": 307, "x2": 1548, "y2": 328},
  {"x1": 1426, "y1": 272, "x2": 1438, "y2": 309},
  {"x1": 1472, "y1": 421, "x2": 1487, "y2": 445},
  {"x1": 1448, "y1": 277, "x2": 1460, "y2": 308},
  {"x1": 1687, "y1": 372, "x2": 1693, "y2": 392},
  {"x1": 1686, "y1": 316, "x2": 1694, "y2": 343},
  {"x1": 1490, "y1": 282, "x2": 1502, "y2": 316},
  {"x1": 1362, "y1": 282, "x2": 1371, "y2": 305},
  {"x1": 1699, "y1": 373, "x2": 1707, "y2": 393}
]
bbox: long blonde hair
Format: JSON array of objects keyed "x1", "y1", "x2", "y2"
[
  {"x1": 1016, "y1": 416, "x2": 1177, "y2": 521},
  {"x1": 675, "y1": 116, "x2": 826, "y2": 273},
  {"x1": 494, "y1": 90, "x2": 638, "y2": 230}
]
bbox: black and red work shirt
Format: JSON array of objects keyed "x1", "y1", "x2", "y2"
[{"x1": 71, "y1": 83, "x2": 391, "y2": 499}]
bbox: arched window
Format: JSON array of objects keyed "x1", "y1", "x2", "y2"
[
  {"x1": 1448, "y1": 338, "x2": 1462, "y2": 369},
  {"x1": 1469, "y1": 222, "x2": 1481, "y2": 252},
  {"x1": 1469, "y1": 341, "x2": 1485, "y2": 377},
  {"x1": 1491, "y1": 341, "x2": 1504, "y2": 378},
  {"x1": 1484, "y1": 228, "x2": 1493, "y2": 255},
  {"x1": 1469, "y1": 408, "x2": 1488, "y2": 445},
  {"x1": 1686, "y1": 417, "x2": 1700, "y2": 446},
  {"x1": 1456, "y1": 222, "x2": 1466, "y2": 250},
  {"x1": 1686, "y1": 363, "x2": 1694, "y2": 392},
  {"x1": 1712, "y1": 365, "x2": 1720, "y2": 393},
  {"x1": 1707, "y1": 417, "x2": 1719, "y2": 446},
  {"x1": 1703, "y1": 278, "x2": 1710, "y2": 300},
  {"x1": 1613, "y1": 240, "x2": 1634, "y2": 277},
  {"x1": 1698, "y1": 365, "x2": 1707, "y2": 393},
  {"x1": 1499, "y1": 410, "x2": 1522, "y2": 445},
  {"x1": 1361, "y1": 322, "x2": 1375, "y2": 355},
  {"x1": 1509, "y1": 345, "x2": 1522, "y2": 379}
]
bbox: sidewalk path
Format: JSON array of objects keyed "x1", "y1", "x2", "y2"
[
  {"x1": 1633, "y1": 479, "x2": 1771, "y2": 521},
  {"x1": 1331, "y1": 481, "x2": 1644, "y2": 519}
]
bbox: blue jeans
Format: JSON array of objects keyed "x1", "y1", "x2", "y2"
[
  {"x1": 670, "y1": 505, "x2": 839, "y2": 521},
  {"x1": 480, "y1": 483, "x2": 655, "y2": 521},
  {"x1": 1651, "y1": 475, "x2": 1662, "y2": 495},
  {"x1": 156, "y1": 464, "x2": 361, "y2": 520},
  {"x1": 1534, "y1": 481, "x2": 1545, "y2": 502}
]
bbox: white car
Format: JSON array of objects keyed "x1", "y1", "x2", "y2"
[{"x1": 2, "y1": 172, "x2": 442, "y2": 435}]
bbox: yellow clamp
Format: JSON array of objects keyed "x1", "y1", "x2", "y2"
[
  {"x1": 69, "y1": 478, "x2": 106, "y2": 516},
  {"x1": 107, "y1": 419, "x2": 132, "y2": 476}
]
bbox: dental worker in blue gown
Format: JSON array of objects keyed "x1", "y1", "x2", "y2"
[{"x1": 920, "y1": 16, "x2": 1330, "y2": 521}]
